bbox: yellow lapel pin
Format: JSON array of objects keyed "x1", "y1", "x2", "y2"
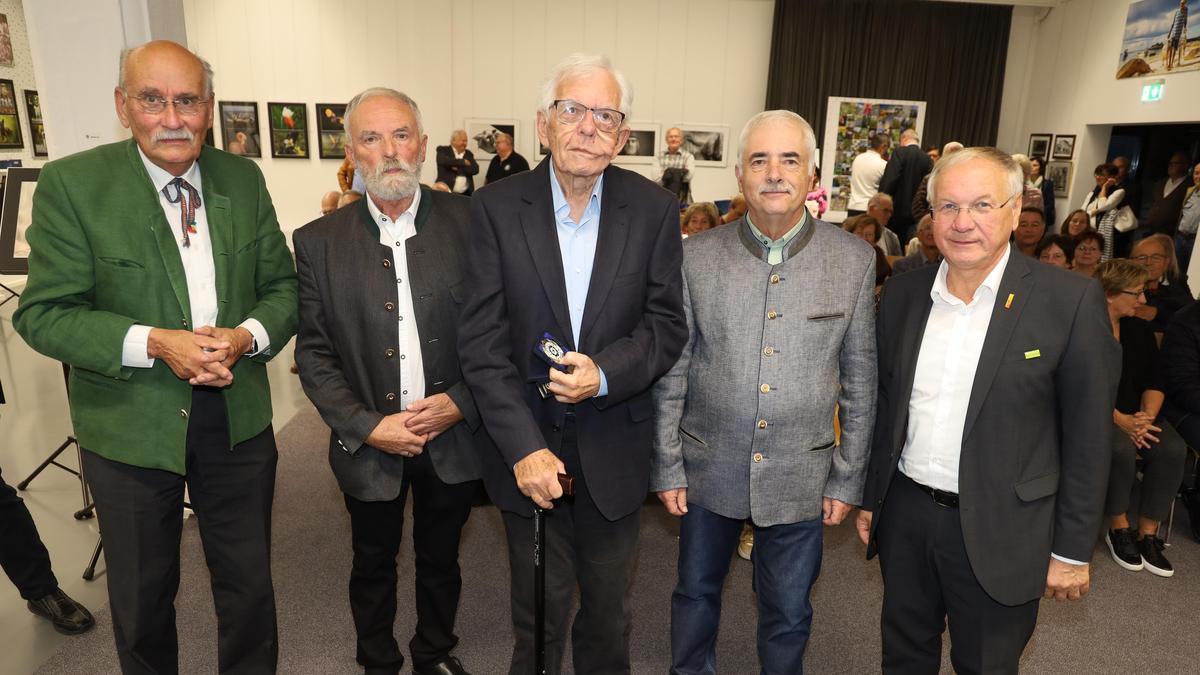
[
  {"x1": 1004, "y1": 293, "x2": 1014, "y2": 309},
  {"x1": 1024, "y1": 349, "x2": 1041, "y2": 360}
]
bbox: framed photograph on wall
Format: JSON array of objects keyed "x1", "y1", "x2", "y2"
[
  {"x1": 0, "y1": 167, "x2": 40, "y2": 275},
  {"x1": 1028, "y1": 133, "x2": 1052, "y2": 159},
  {"x1": 1052, "y1": 134, "x2": 1076, "y2": 160},
  {"x1": 613, "y1": 122, "x2": 659, "y2": 165},
  {"x1": 0, "y1": 15, "x2": 13, "y2": 67},
  {"x1": 464, "y1": 119, "x2": 519, "y2": 160},
  {"x1": 821, "y1": 96, "x2": 926, "y2": 221},
  {"x1": 316, "y1": 103, "x2": 347, "y2": 159},
  {"x1": 23, "y1": 90, "x2": 45, "y2": 157},
  {"x1": 219, "y1": 101, "x2": 261, "y2": 158},
  {"x1": 679, "y1": 124, "x2": 729, "y2": 167},
  {"x1": 1046, "y1": 161, "x2": 1073, "y2": 198},
  {"x1": 267, "y1": 102, "x2": 308, "y2": 159},
  {"x1": 0, "y1": 79, "x2": 23, "y2": 150}
]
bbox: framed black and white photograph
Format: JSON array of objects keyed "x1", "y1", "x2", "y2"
[
  {"x1": 0, "y1": 79, "x2": 22, "y2": 150},
  {"x1": 680, "y1": 124, "x2": 729, "y2": 167},
  {"x1": 614, "y1": 122, "x2": 659, "y2": 165},
  {"x1": 1046, "y1": 160, "x2": 1073, "y2": 198},
  {"x1": 464, "y1": 119, "x2": 518, "y2": 160},
  {"x1": 316, "y1": 103, "x2": 347, "y2": 159},
  {"x1": 1028, "y1": 133, "x2": 1052, "y2": 159},
  {"x1": 267, "y1": 102, "x2": 308, "y2": 159},
  {"x1": 1051, "y1": 134, "x2": 1076, "y2": 160},
  {"x1": 0, "y1": 167, "x2": 39, "y2": 275},
  {"x1": 219, "y1": 100, "x2": 261, "y2": 158}
]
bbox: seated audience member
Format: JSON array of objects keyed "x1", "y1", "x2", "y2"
[
  {"x1": 1132, "y1": 234, "x2": 1192, "y2": 333},
  {"x1": 890, "y1": 215, "x2": 939, "y2": 276},
  {"x1": 1071, "y1": 230, "x2": 1104, "y2": 278},
  {"x1": 1014, "y1": 206, "x2": 1047, "y2": 257},
  {"x1": 1036, "y1": 234, "x2": 1074, "y2": 269},
  {"x1": 1160, "y1": 297, "x2": 1200, "y2": 539},
  {"x1": 320, "y1": 190, "x2": 340, "y2": 216},
  {"x1": 1175, "y1": 162, "x2": 1200, "y2": 272},
  {"x1": 337, "y1": 190, "x2": 363, "y2": 208},
  {"x1": 1029, "y1": 155, "x2": 1056, "y2": 228},
  {"x1": 681, "y1": 202, "x2": 721, "y2": 238},
  {"x1": 911, "y1": 141, "x2": 963, "y2": 217},
  {"x1": 721, "y1": 194, "x2": 748, "y2": 224},
  {"x1": 1011, "y1": 154, "x2": 1045, "y2": 214},
  {"x1": 1062, "y1": 209, "x2": 1093, "y2": 238},
  {"x1": 924, "y1": 146, "x2": 940, "y2": 163},
  {"x1": 1098, "y1": 259, "x2": 1188, "y2": 578},
  {"x1": 845, "y1": 214, "x2": 891, "y2": 287},
  {"x1": 1082, "y1": 163, "x2": 1124, "y2": 260},
  {"x1": 806, "y1": 165, "x2": 829, "y2": 219},
  {"x1": 867, "y1": 193, "x2": 902, "y2": 256}
]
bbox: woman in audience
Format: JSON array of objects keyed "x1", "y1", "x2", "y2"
[
  {"x1": 1160, "y1": 297, "x2": 1200, "y2": 540},
  {"x1": 806, "y1": 165, "x2": 829, "y2": 219},
  {"x1": 1081, "y1": 163, "x2": 1124, "y2": 261},
  {"x1": 1098, "y1": 259, "x2": 1188, "y2": 578},
  {"x1": 1062, "y1": 209, "x2": 1092, "y2": 238},
  {"x1": 1071, "y1": 230, "x2": 1103, "y2": 278},
  {"x1": 845, "y1": 214, "x2": 892, "y2": 288},
  {"x1": 1035, "y1": 234, "x2": 1074, "y2": 269},
  {"x1": 680, "y1": 202, "x2": 721, "y2": 238},
  {"x1": 1011, "y1": 153, "x2": 1045, "y2": 214},
  {"x1": 1131, "y1": 234, "x2": 1192, "y2": 333},
  {"x1": 1029, "y1": 155, "x2": 1056, "y2": 228}
]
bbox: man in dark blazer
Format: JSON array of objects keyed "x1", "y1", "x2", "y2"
[
  {"x1": 435, "y1": 130, "x2": 479, "y2": 195},
  {"x1": 856, "y1": 147, "x2": 1117, "y2": 674},
  {"x1": 294, "y1": 88, "x2": 481, "y2": 675},
  {"x1": 15, "y1": 41, "x2": 297, "y2": 673},
  {"x1": 1141, "y1": 151, "x2": 1192, "y2": 237},
  {"x1": 878, "y1": 127, "x2": 933, "y2": 242},
  {"x1": 458, "y1": 54, "x2": 687, "y2": 675}
]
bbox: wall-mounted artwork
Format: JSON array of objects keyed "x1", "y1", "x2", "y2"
[
  {"x1": 1052, "y1": 134, "x2": 1076, "y2": 160},
  {"x1": 1046, "y1": 161, "x2": 1073, "y2": 198},
  {"x1": 464, "y1": 119, "x2": 518, "y2": 160},
  {"x1": 267, "y1": 102, "x2": 308, "y2": 159},
  {"x1": 1028, "y1": 133, "x2": 1052, "y2": 159},
  {"x1": 1117, "y1": 0, "x2": 1199, "y2": 79},
  {"x1": 0, "y1": 167, "x2": 39, "y2": 274},
  {"x1": 0, "y1": 79, "x2": 22, "y2": 149},
  {"x1": 821, "y1": 96, "x2": 926, "y2": 218},
  {"x1": 679, "y1": 124, "x2": 729, "y2": 167},
  {"x1": 219, "y1": 101, "x2": 261, "y2": 158},
  {"x1": 613, "y1": 123, "x2": 659, "y2": 165},
  {"x1": 24, "y1": 90, "x2": 45, "y2": 157},
  {"x1": 316, "y1": 103, "x2": 347, "y2": 159},
  {"x1": 0, "y1": 15, "x2": 13, "y2": 67}
]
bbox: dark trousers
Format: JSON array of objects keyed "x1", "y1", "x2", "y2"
[
  {"x1": 1106, "y1": 418, "x2": 1187, "y2": 523},
  {"x1": 501, "y1": 417, "x2": 641, "y2": 675},
  {"x1": 671, "y1": 504, "x2": 823, "y2": 675},
  {"x1": 876, "y1": 473, "x2": 1039, "y2": 675},
  {"x1": 342, "y1": 449, "x2": 478, "y2": 674},
  {"x1": 81, "y1": 387, "x2": 278, "y2": 675},
  {"x1": 0, "y1": 463, "x2": 59, "y2": 600}
]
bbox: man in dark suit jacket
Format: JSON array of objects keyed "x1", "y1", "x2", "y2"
[
  {"x1": 294, "y1": 89, "x2": 481, "y2": 675},
  {"x1": 1141, "y1": 151, "x2": 1192, "y2": 236},
  {"x1": 856, "y1": 148, "x2": 1117, "y2": 674},
  {"x1": 458, "y1": 54, "x2": 687, "y2": 675},
  {"x1": 435, "y1": 130, "x2": 479, "y2": 195},
  {"x1": 878, "y1": 128, "x2": 933, "y2": 242}
]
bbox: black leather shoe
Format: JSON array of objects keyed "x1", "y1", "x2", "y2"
[
  {"x1": 413, "y1": 656, "x2": 470, "y2": 675},
  {"x1": 27, "y1": 588, "x2": 95, "y2": 635}
]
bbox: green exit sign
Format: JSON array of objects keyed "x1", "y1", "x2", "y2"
[{"x1": 1141, "y1": 81, "x2": 1164, "y2": 102}]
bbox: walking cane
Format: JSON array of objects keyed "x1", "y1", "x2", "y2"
[{"x1": 534, "y1": 472, "x2": 575, "y2": 675}]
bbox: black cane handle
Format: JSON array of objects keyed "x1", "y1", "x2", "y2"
[{"x1": 557, "y1": 473, "x2": 576, "y2": 497}]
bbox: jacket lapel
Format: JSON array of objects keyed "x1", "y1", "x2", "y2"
[
  {"x1": 579, "y1": 166, "x2": 630, "y2": 347},
  {"x1": 893, "y1": 277, "x2": 934, "y2": 452},
  {"x1": 128, "y1": 141, "x2": 191, "y2": 324},
  {"x1": 520, "y1": 159, "x2": 574, "y2": 346},
  {"x1": 202, "y1": 187, "x2": 233, "y2": 324}
]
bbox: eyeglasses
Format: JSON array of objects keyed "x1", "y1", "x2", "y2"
[
  {"x1": 1132, "y1": 253, "x2": 1168, "y2": 263},
  {"x1": 551, "y1": 99, "x2": 625, "y2": 133},
  {"x1": 930, "y1": 191, "x2": 1021, "y2": 224},
  {"x1": 124, "y1": 91, "x2": 210, "y2": 116},
  {"x1": 1075, "y1": 245, "x2": 1100, "y2": 253},
  {"x1": 1116, "y1": 289, "x2": 1146, "y2": 298}
]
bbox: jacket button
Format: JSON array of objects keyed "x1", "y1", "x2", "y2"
[
  {"x1": 385, "y1": 302, "x2": 395, "y2": 311},
  {"x1": 179, "y1": 409, "x2": 188, "y2": 419},
  {"x1": 382, "y1": 259, "x2": 391, "y2": 268},
  {"x1": 757, "y1": 420, "x2": 767, "y2": 429},
  {"x1": 760, "y1": 383, "x2": 771, "y2": 393},
  {"x1": 753, "y1": 452, "x2": 763, "y2": 462},
  {"x1": 769, "y1": 274, "x2": 781, "y2": 284},
  {"x1": 385, "y1": 392, "x2": 396, "y2": 401},
  {"x1": 385, "y1": 349, "x2": 395, "y2": 358},
  {"x1": 767, "y1": 311, "x2": 777, "y2": 320},
  {"x1": 182, "y1": 318, "x2": 190, "y2": 328},
  {"x1": 763, "y1": 346, "x2": 774, "y2": 356}
]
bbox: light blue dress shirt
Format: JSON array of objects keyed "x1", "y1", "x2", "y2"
[
  {"x1": 549, "y1": 162, "x2": 609, "y2": 397},
  {"x1": 746, "y1": 211, "x2": 808, "y2": 265}
]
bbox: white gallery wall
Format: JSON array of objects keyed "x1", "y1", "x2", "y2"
[{"x1": 182, "y1": 0, "x2": 776, "y2": 235}]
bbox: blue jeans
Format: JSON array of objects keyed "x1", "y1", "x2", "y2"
[{"x1": 670, "y1": 504, "x2": 823, "y2": 675}]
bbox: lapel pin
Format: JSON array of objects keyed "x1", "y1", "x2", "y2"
[
  {"x1": 1024, "y1": 349, "x2": 1041, "y2": 360},
  {"x1": 1004, "y1": 292, "x2": 1014, "y2": 309}
]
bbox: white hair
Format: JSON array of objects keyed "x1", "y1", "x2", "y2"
[
  {"x1": 538, "y1": 53, "x2": 632, "y2": 121},
  {"x1": 734, "y1": 110, "x2": 818, "y2": 176},
  {"x1": 927, "y1": 147, "x2": 1023, "y2": 205},
  {"x1": 868, "y1": 192, "x2": 894, "y2": 209},
  {"x1": 343, "y1": 87, "x2": 424, "y2": 138},
  {"x1": 900, "y1": 128, "x2": 919, "y2": 143}
]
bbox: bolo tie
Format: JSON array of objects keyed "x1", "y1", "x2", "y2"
[{"x1": 161, "y1": 177, "x2": 201, "y2": 247}]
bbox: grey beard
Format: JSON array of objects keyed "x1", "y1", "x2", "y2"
[{"x1": 364, "y1": 159, "x2": 421, "y2": 201}]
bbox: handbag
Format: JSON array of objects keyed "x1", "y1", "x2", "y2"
[{"x1": 1113, "y1": 205, "x2": 1138, "y2": 233}]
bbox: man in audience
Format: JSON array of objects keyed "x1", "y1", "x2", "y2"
[
  {"x1": 484, "y1": 131, "x2": 530, "y2": 184},
  {"x1": 1015, "y1": 206, "x2": 1047, "y2": 257},
  {"x1": 458, "y1": 53, "x2": 687, "y2": 674},
  {"x1": 879, "y1": 128, "x2": 933, "y2": 241},
  {"x1": 338, "y1": 189, "x2": 363, "y2": 208},
  {"x1": 926, "y1": 146, "x2": 941, "y2": 163},
  {"x1": 435, "y1": 129, "x2": 479, "y2": 196},
  {"x1": 911, "y1": 141, "x2": 964, "y2": 217},
  {"x1": 652, "y1": 109, "x2": 876, "y2": 674},
  {"x1": 889, "y1": 215, "x2": 939, "y2": 276},
  {"x1": 15, "y1": 40, "x2": 297, "y2": 673},
  {"x1": 848, "y1": 133, "x2": 889, "y2": 216},
  {"x1": 294, "y1": 88, "x2": 482, "y2": 675},
  {"x1": 652, "y1": 126, "x2": 695, "y2": 203},
  {"x1": 721, "y1": 193, "x2": 747, "y2": 224},
  {"x1": 320, "y1": 189, "x2": 340, "y2": 216},
  {"x1": 868, "y1": 193, "x2": 903, "y2": 256},
  {"x1": 1141, "y1": 151, "x2": 1192, "y2": 238},
  {"x1": 1176, "y1": 162, "x2": 1200, "y2": 271},
  {"x1": 857, "y1": 147, "x2": 1116, "y2": 674}
]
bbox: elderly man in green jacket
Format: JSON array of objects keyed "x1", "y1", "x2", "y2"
[{"x1": 14, "y1": 40, "x2": 296, "y2": 674}]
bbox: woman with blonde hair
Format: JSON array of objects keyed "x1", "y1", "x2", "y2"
[{"x1": 680, "y1": 202, "x2": 721, "y2": 237}]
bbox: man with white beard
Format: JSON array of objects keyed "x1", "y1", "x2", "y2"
[{"x1": 294, "y1": 88, "x2": 484, "y2": 675}]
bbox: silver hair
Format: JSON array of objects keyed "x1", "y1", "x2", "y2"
[
  {"x1": 941, "y1": 141, "x2": 964, "y2": 156},
  {"x1": 118, "y1": 45, "x2": 214, "y2": 98},
  {"x1": 343, "y1": 87, "x2": 425, "y2": 138},
  {"x1": 538, "y1": 53, "x2": 632, "y2": 121},
  {"x1": 868, "y1": 192, "x2": 894, "y2": 209},
  {"x1": 1011, "y1": 153, "x2": 1032, "y2": 177},
  {"x1": 900, "y1": 128, "x2": 919, "y2": 143},
  {"x1": 927, "y1": 147, "x2": 1024, "y2": 206},
  {"x1": 450, "y1": 129, "x2": 467, "y2": 141},
  {"x1": 734, "y1": 110, "x2": 817, "y2": 175}
]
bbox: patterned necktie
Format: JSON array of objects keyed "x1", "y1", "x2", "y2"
[{"x1": 161, "y1": 177, "x2": 202, "y2": 247}]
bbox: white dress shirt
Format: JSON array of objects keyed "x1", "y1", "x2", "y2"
[
  {"x1": 121, "y1": 148, "x2": 269, "y2": 367},
  {"x1": 452, "y1": 149, "x2": 469, "y2": 194},
  {"x1": 848, "y1": 149, "x2": 887, "y2": 211},
  {"x1": 366, "y1": 191, "x2": 426, "y2": 409}
]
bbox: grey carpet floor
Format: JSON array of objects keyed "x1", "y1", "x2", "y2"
[{"x1": 35, "y1": 404, "x2": 1200, "y2": 674}]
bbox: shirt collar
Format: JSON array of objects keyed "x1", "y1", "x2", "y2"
[
  {"x1": 365, "y1": 187, "x2": 421, "y2": 226},
  {"x1": 137, "y1": 145, "x2": 201, "y2": 192},
  {"x1": 745, "y1": 210, "x2": 808, "y2": 248},
  {"x1": 930, "y1": 244, "x2": 1011, "y2": 308},
  {"x1": 549, "y1": 162, "x2": 604, "y2": 223}
]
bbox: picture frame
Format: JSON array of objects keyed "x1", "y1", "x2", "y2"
[
  {"x1": 0, "y1": 15, "x2": 13, "y2": 67},
  {"x1": 1046, "y1": 161, "x2": 1072, "y2": 199},
  {"x1": 613, "y1": 122, "x2": 659, "y2": 165},
  {"x1": 0, "y1": 167, "x2": 39, "y2": 275},
  {"x1": 1051, "y1": 134, "x2": 1076, "y2": 160},
  {"x1": 678, "y1": 124, "x2": 730, "y2": 167},
  {"x1": 0, "y1": 79, "x2": 23, "y2": 150},
  {"x1": 315, "y1": 103, "x2": 347, "y2": 159},
  {"x1": 821, "y1": 96, "x2": 926, "y2": 220},
  {"x1": 24, "y1": 90, "x2": 45, "y2": 157},
  {"x1": 267, "y1": 102, "x2": 308, "y2": 159},
  {"x1": 1028, "y1": 133, "x2": 1052, "y2": 160},
  {"x1": 463, "y1": 119, "x2": 519, "y2": 160},
  {"x1": 219, "y1": 100, "x2": 261, "y2": 158}
]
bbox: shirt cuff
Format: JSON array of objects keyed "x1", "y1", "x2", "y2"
[
  {"x1": 121, "y1": 324, "x2": 155, "y2": 368},
  {"x1": 1050, "y1": 552, "x2": 1087, "y2": 566},
  {"x1": 596, "y1": 367, "x2": 609, "y2": 398},
  {"x1": 239, "y1": 319, "x2": 270, "y2": 356}
]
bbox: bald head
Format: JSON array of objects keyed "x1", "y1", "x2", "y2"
[
  {"x1": 119, "y1": 40, "x2": 213, "y2": 98},
  {"x1": 320, "y1": 191, "x2": 340, "y2": 215}
]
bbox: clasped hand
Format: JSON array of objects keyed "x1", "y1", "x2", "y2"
[
  {"x1": 1115, "y1": 410, "x2": 1161, "y2": 449},
  {"x1": 148, "y1": 326, "x2": 253, "y2": 388}
]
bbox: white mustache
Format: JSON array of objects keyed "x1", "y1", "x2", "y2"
[
  {"x1": 758, "y1": 181, "x2": 794, "y2": 194},
  {"x1": 154, "y1": 129, "x2": 195, "y2": 143}
]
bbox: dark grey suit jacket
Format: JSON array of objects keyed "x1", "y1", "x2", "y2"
[
  {"x1": 862, "y1": 248, "x2": 1118, "y2": 606},
  {"x1": 294, "y1": 187, "x2": 482, "y2": 501}
]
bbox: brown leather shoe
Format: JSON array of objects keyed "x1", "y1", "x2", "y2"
[{"x1": 27, "y1": 588, "x2": 95, "y2": 635}]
